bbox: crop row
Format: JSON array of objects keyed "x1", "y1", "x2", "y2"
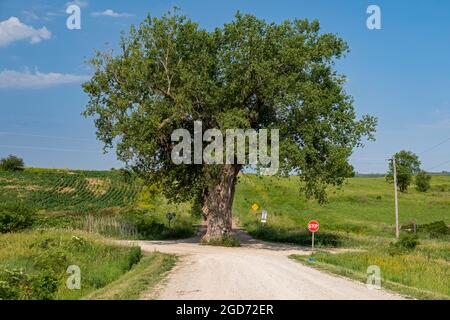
[{"x1": 0, "y1": 171, "x2": 142, "y2": 212}]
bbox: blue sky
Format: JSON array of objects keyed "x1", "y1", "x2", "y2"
[{"x1": 0, "y1": 0, "x2": 449, "y2": 172}]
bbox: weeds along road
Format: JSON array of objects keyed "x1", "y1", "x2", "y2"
[{"x1": 119, "y1": 229, "x2": 404, "y2": 300}]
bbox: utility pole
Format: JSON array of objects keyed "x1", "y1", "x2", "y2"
[{"x1": 392, "y1": 156, "x2": 400, "y2": 239}]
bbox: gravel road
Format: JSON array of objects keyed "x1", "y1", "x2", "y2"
[{"x1": 122, "y1": 229, "x2": 404, "y2": 300}]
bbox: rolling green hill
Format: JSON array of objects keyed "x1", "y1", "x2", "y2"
[
  {"x1": 234, "y1": 174, "x2": 450, "y2": 240},
  {"x1": 0, "y1": 168, "x2": 141, "y2": 212},
  {"x1": 232, "y1": 174, "x2": 449, "y2": 299}
]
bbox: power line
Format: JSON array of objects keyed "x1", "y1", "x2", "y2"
[
  {"x1": 425, "y1": 159, "x2": 450, "y2": 172},
  {"x1": 418, "y1": 136, "x2": 450, "y2": 156}
]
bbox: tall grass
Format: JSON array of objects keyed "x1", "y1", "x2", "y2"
[
  {"x1": 0, "y1": 230, "x2": 142, "y2": 300},
  {"x1": 85, "y1": 253, "x2": 177, "y2": 300},
  {"x1": 84, "y1": 213, "x2": 139, "y2": 239},
  {"x1": 291, "y1": 241, "x2": 450, "y2": 299}
]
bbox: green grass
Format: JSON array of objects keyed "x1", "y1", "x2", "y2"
[
  {"x1": 290, "y1": 239, "x2": 450, "y2": 299},
  {"x1": 234, "y1": 174, "x2": 450, "y2": 244},
  {"x1": 235, "y1": 174, "x2": 449, "y2": 299},
  {"x1": 1, "y1": 170, "x2": 448, "y2": 299},
  {"x1": 0, "y1": 229, "x2": 142, "y2": 299},
  {"x1": 2, "y1": 171, "x2": 448, "y2": 241},
  {"x1": 84, "y1": 252, "x2": 177, "y2": 300},
  {"x1": 33, "y1": 206, "x2": 196, "y2": 241}
]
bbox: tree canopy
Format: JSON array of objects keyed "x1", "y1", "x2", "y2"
[
  {"x1": 0, "y1": 155, "x2": 24, "y2": 172},
  {"x1": 83, "y1": 10, "x2": 377, "y2": 240},
  {"x1": 387, "y1": 150, "x2": 421, "y2": 192}
]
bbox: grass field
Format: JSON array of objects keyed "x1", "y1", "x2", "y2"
[
  {"x1": 232, "y1": 174, "x2": 450, "y2": 299},
  {"x1": 85, "y1": 252, "x2": 177, "y2": 300},
  {"x1": 0, "y1": 230, "x2": 142, "y2": 299},
  {"x1": 290, "y1": 241, "x2": 450, "y2": 299},
  {"x1": 234, "y1": 174, "x2": 450, "y2": 245},
  {"x1": 1, "y1": 169, "x2": 448, "y2": 299}
]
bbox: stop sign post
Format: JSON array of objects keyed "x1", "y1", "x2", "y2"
[{"x1": 308, "y1": 220, "x2": 319, "y2": 253}]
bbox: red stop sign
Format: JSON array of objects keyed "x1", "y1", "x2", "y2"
[{"x1": 308, "y1": 220, "x2": 319, "y2": 232}]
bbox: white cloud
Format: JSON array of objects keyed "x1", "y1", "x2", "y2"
[
  {"x1": 92, "y1": 9, "x2": 133, "y2": 18},
  {"x1": 0, "y1": 69, "x2": 90, "y2": 89},
  {"x1": 0, "y1": 17, "x2": 51, "y2": 47},
  {"x1": 65, "y1": 0, "x2": 88, "y2": 8}
]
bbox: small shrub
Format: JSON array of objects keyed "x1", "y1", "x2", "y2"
[
  {"x1": 201, "y1": 235, "x2": 241, "y2": 247},
  {"x1": 121, "y1": 207, "x2": 194, "y2": 240},
  {"x1": 397, "y1": 232, "x2": 419, "y2": 249},
  {"x1": 0, "y1": 204, "x2": 35, "y2": 233},
  {"x1": 125, "y1": 212, "x2": 166, "y2": 237},
  {"x1": 31, "y1": 270, "x2": 59, "y2": 300},
  {"x1": 67, "y1": 235, "x2": 91, "y2": 251},
  {"x1": 387, "y1": 233, "x2": 419, "y2": 255},
  {"x1": 0, "y1": 268, "x2": 58, "y2": 300},
  {"x1": 418, "y1": 221, "x2": 449, "y2": 238},
  {"x1": 415, "y1": 171, "x2": 431, "y2": 192},
  {"x1": 161, "y1": 224, "x2": 195, "y2": 239},
  {"x1": 190, "y1": 196, "x2": 204, "y2": 219},
  {"x1": 248, "y1": 224, "x2": 342, "y2": 247},
  {"x1": 0, "y1": 155, "x2": 24, "y2": 171},
  {"x1": 34, "y1": 250, "x2": 68, "y2": 273},
  {"x1": 0, "y1": 279, "x2": 16, "y2": 299}
]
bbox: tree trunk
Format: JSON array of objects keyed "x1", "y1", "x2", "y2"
[{"x1": 201, "y1": 164, "x2": 240, "y2": 242}]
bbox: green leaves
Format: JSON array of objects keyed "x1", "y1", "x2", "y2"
[
  {"x1": 386, "y1": 150, "x2": 422, "y2": 193},
  {"x1": 83, "y1": 9, "x2": 376, "y2": 205},
  {"x1": 0, "y1": 155, "x2": 25, "y2": 172},
  {"x1": 415, "y1": 170, "x2": 431, "y2": 192}
]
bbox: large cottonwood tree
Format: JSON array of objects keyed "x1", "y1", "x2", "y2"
[{"x1": 83, "y1": 10, "x2": 376, "y2": 242}]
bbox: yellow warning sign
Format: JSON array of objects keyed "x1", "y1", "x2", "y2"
[{"x1": 251, "y1": 203, "x2": 259, "y2": 211}]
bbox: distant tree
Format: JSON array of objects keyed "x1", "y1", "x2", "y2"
[
  {"x1": 415, "y1": 170, "x2": 431, "y2": 192},
  {"x1": 386, "y1": 150, "x2": 420, "y2": 192},
  {"x1": 0, "y1": 155, "x2": 25, "y2": 171}
]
